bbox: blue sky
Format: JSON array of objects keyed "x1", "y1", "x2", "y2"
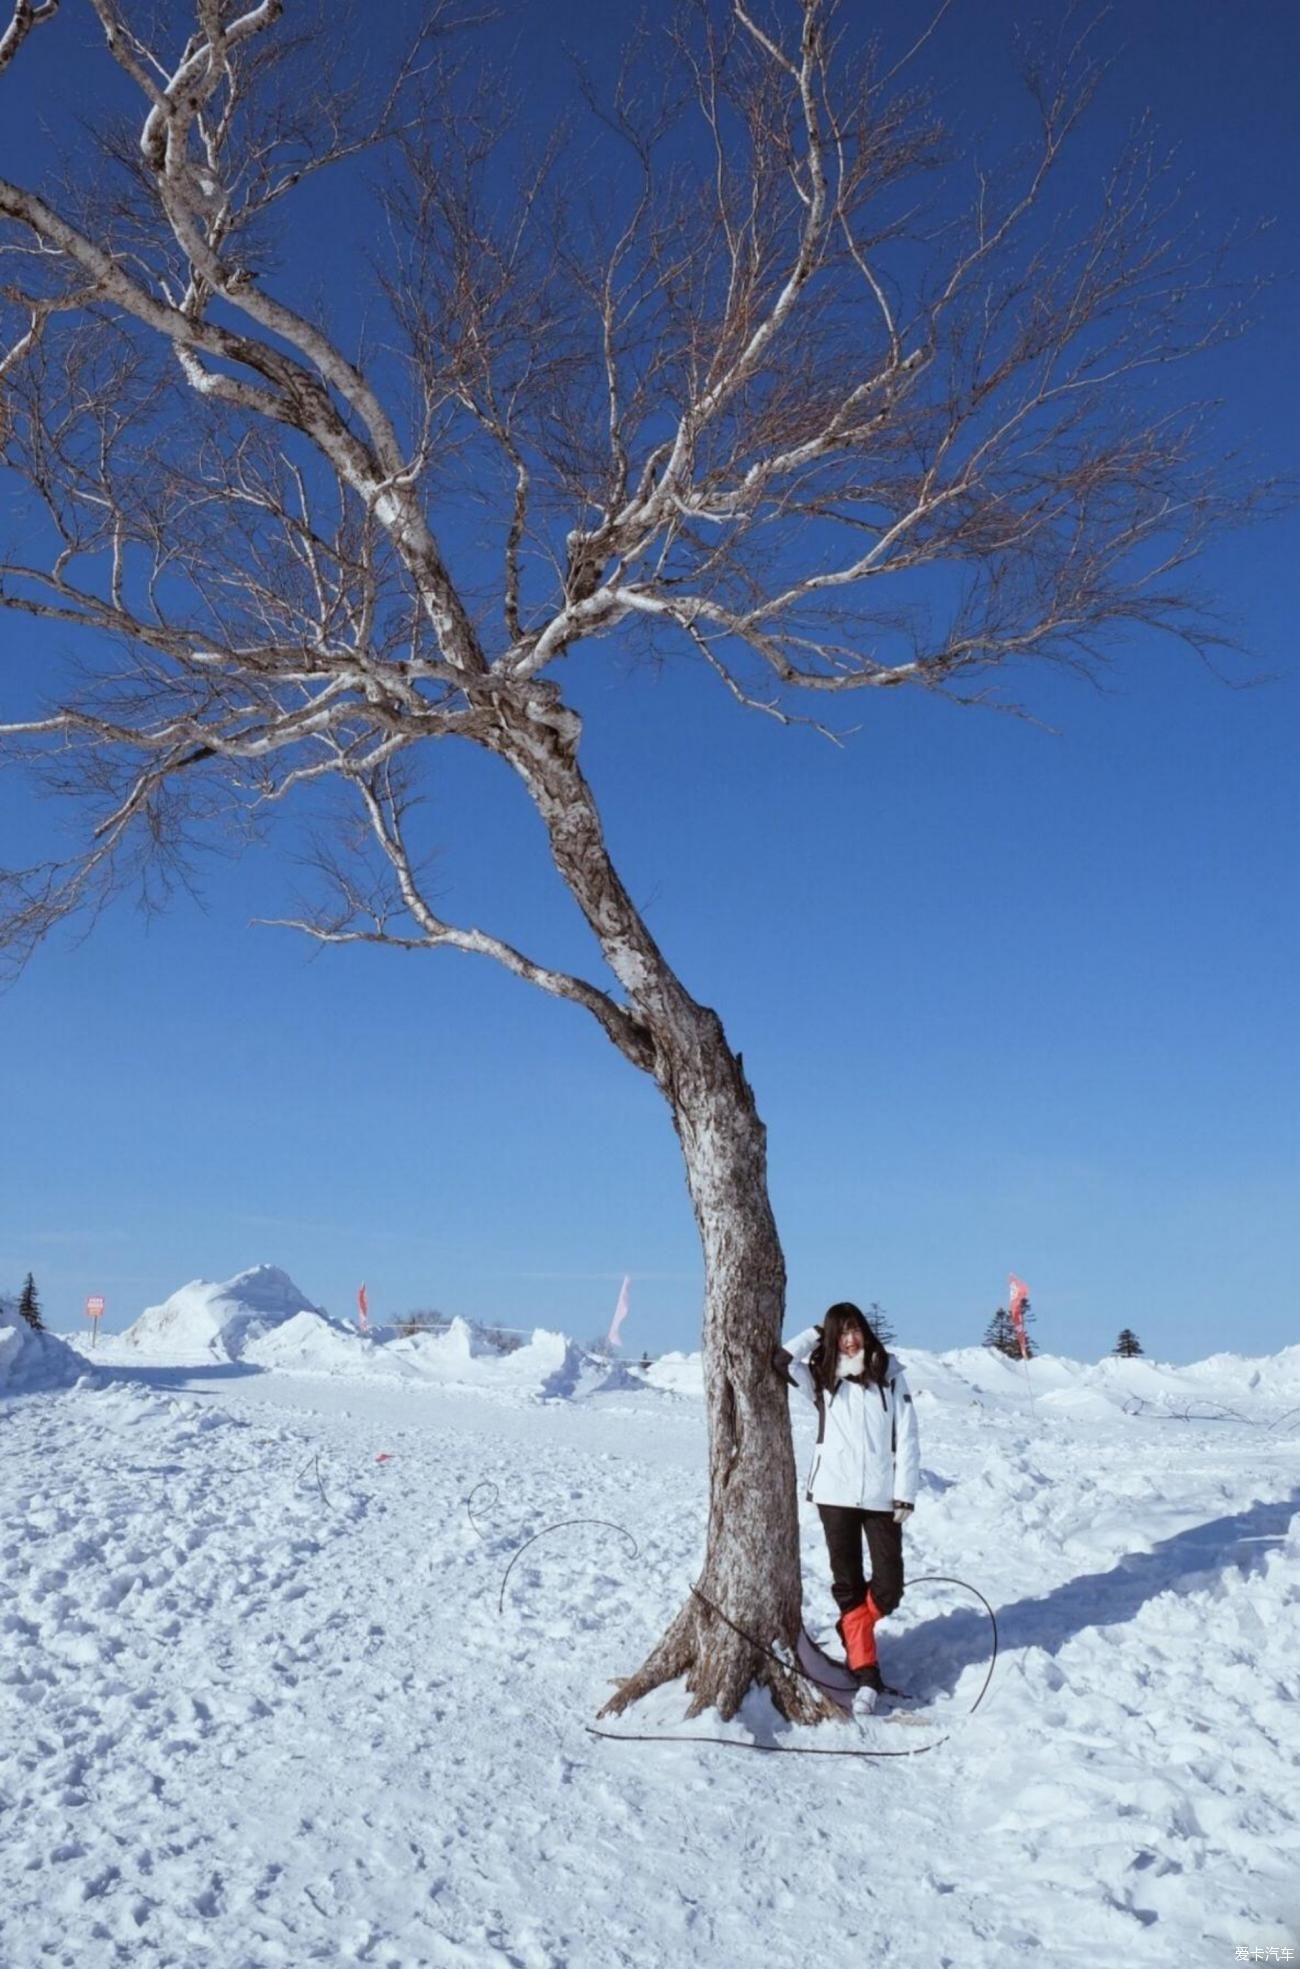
[{"x1": 1, "y1": 1, "x2": 1296, "y2": 1361}]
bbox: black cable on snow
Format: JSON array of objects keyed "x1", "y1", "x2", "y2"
[
  {"x1": 465, "y1": 1479, "x2": 500, "y2": 1544},
  {"x1": 468, "y1": 1485, "x2": 997, "y2": 1761},
  {"x1": 496, "y1": 1519, "x2": 641, "y2": 1617},
  {"x1": 584, "y1": 1576, "x2": 997, "y2": 1762},
  {"x1": 295, "y1": 1450, "x2": 330, "y2": 1506},
  {"x1": 1121, "y1": 1396, "x2": 1254, "y2": 1425},
  {"x1": 1120, "y1": 1395, "x2": 1300, "y2": 1430}
]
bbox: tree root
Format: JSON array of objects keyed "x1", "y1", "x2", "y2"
[{"x1": 598, "y1": 1597, "x2": 834, "y2": 1726}]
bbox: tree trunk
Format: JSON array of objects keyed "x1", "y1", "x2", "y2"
[
  {"x1": 485, "y1": 691, "x2": 830, "y2": 1724},
  {"x1": 599, "y1": 1009, "x2": 829, "y2": 1725}
]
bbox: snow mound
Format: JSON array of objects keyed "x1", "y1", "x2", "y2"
[
  {"x1": 385, "y1": 1315, "x2": 502, "y2": 1367},
  {"x1": 242, "y1": 1310, "x2": 388, "y2": 1375},
  {"x1": 366, "y1": 1321, "x2": 654, "y2": 1402},
  {"x1": 644, "y1": 1350, "x2": 705, "y2": 1395},
  {"x1": 537, "y1": 1340, "x2": 647, "y2": 1402},
  {"x1": 122, "y1": 1265, "x2": 321, "y2": 1361},
  {"x1": 0, "y1": 1297, "x2": 93, "y2": 1395}
]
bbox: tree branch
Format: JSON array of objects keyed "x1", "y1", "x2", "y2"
[{"x1": 0, "y1": 0, "x2": 57, "y2": 77}]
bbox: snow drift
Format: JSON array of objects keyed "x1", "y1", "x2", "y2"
[
  {"x1": 122, "y1": 1264, "x2": 321, "y2": 1361},
  {"x1": 383, "y1": 1319, "x2": 651, "y2": 1401},
  {"x1": 240, "y1": 1310, "x2": 653, "y2": 1402},
  {"x1": 241, "y1": 1309, "x2": 390, "y2": 1374},
  {"x1": 0, "y1": 1295, "x2": 92, "y2": 1395}
]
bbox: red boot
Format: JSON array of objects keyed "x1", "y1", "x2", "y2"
[{"x1": 840, "y1": 1590, "x2": 884, "y2": 1682}]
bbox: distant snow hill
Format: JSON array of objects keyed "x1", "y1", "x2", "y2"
[
  {"x1": 122, "y1": 1264, "x2": 325, "y2": 1362},
  {"x1": 648, "y1": 1338, "x2": 1300, "y2": 1421},
  {"x1": 247, "y1": 1312, "x2": 650, "y2": 1401},
  {"x1": 0, "y1": 1294, "x2": 94, "y2": 1394},
  {"x1": 110, "y1": 1269, "x2": 656, "y2": 1403}
]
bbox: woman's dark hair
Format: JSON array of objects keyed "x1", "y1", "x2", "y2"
[{"x1": 808, "y1": 1301, "x2": 888, "y2": 1395}]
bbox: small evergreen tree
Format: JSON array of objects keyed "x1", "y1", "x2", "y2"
[
  {"x1": 984, "y1": 1305, "x2": 1036, "y2": 1359},
  {"x1": 864, "y1": 1301, "x2": 897, "y2": 1348},
  {"x1": 983, "y1": 1307, "x2": 1017, "y2": 1357},
  {"x1": 1114, "y1": 1327, "x2": 1144, "y2": 1358},
  {"x1": 18, "y1": 1272, "x2": 43, "y2": 1332}
]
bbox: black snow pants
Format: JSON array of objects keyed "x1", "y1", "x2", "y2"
[{"x1": 816, "y1": 1505, "x2": 905, "y2": 1618}]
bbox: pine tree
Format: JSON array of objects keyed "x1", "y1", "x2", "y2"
[
  {"x1": 18, "y1": 1272, "x2": 43, "y2": 1332},
  {"x1": 1114, "y1": 1327, "x2": 1144, "y2": 1358},
  {"x1": 983, "y1": 1306, "x2": 1035, "y2": 1360},
  {"x1": 865, "y1": 1301, "x2": 897, "y2": 1348},
  {"x1": 983, "y1": 1308, "x2": 1015, "y2": 1356}
]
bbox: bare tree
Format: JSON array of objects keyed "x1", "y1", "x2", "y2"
[{"x1": 0, "y1": 1, "x2": 1260, "y2": 1719}]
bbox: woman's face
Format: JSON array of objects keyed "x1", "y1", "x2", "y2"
[{"x1": 837, "y1": 1325, "x2": 864, "y2": 1356}]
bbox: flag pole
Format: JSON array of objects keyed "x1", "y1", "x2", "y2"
[{"x1": 1009, "y1": 1274, "x2": 1033, "y2": 1402}]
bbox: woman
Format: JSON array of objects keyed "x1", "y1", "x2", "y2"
[{"x1": 774, "y1": 1302, "x2": 920, "y2": 1712}]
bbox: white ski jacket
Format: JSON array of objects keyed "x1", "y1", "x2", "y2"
[{"x1": 784, "y1": 1351, "x2": 921, "y2": 1511}]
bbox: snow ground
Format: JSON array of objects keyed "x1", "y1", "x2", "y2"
[{"x1": 2, "y1": 1323, "x2": 1298, "y2": 1968}]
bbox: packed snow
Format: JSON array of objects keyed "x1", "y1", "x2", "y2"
[
  {"x1": 0, "y1": 1292, "x2": 95, "y2": 1395},
  {"x1": 123, "y1": 1263, "x2": 322, "y2": 1360},
  {"x1": 2, "y1": 1274, "x2": 1297, "y2": 1966}
]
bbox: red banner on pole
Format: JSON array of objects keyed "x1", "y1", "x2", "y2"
[
  {"x1": 357, "y1": 1282, "x2": 369, "y2": 1332},
  {"x1": 1009, "y1": 1276, "x2": 1030, "y2": 1359}
]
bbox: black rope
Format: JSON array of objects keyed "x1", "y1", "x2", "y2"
[
  {"x1": 584, "y1": 1720, "x2": 933, "y2": 1759},
  {"x1": 469, "y1": 1484, "x2": 998, "y2": 1760},
  {"x1": 295, "y1": 1450, "x2": 329, "y2": 1506},
  {"x1": 465, "y1": 1479, "x2": 500, "y2": 1543},
  {"x1": 1119, "y1": 1394, "x2": 1300, "y2": 1429},
  {"x1": 496, "y1": 1519, "x2": 641, "y2": 1618},
  {"x1": 601, "y1": 1573, "x2": 999, "y2": 1760}
]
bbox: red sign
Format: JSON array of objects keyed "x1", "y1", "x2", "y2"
[{"x1": 85, "y1": 1296, "x2": 105, "y2": 1319}]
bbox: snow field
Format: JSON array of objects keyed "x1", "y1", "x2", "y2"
[{"x1": 2, "y1": 1354, "x2": 1297, "y2": 1967}]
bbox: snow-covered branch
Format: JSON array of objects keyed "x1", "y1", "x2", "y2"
[{"x1": 0, "y1": 0, "x2": 57, "y2": 76}]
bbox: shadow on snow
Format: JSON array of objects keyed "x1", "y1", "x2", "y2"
[
  {"x1": 892, "y1": 1488, "x2": 1300, "y2": 1703},
  {"x1": 90, "y1": 1361, "x2": 265, "y2": 1392}
]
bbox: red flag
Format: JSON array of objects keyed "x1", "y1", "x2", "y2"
[
  {"x1": 1009, "y1": 1275, "x2": 1030, "y2": 1358},
  {"x1": 357, "y1": 1282, "x2": 369, "y2": 1332}
]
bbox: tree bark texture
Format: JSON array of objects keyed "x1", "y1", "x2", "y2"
[
  {"x1": 486, "y1": 695, "x2": 826, "y2": 1722},
  {"x1": 601, "y1": 1030, "x2": 828, "y2": 1723}
]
